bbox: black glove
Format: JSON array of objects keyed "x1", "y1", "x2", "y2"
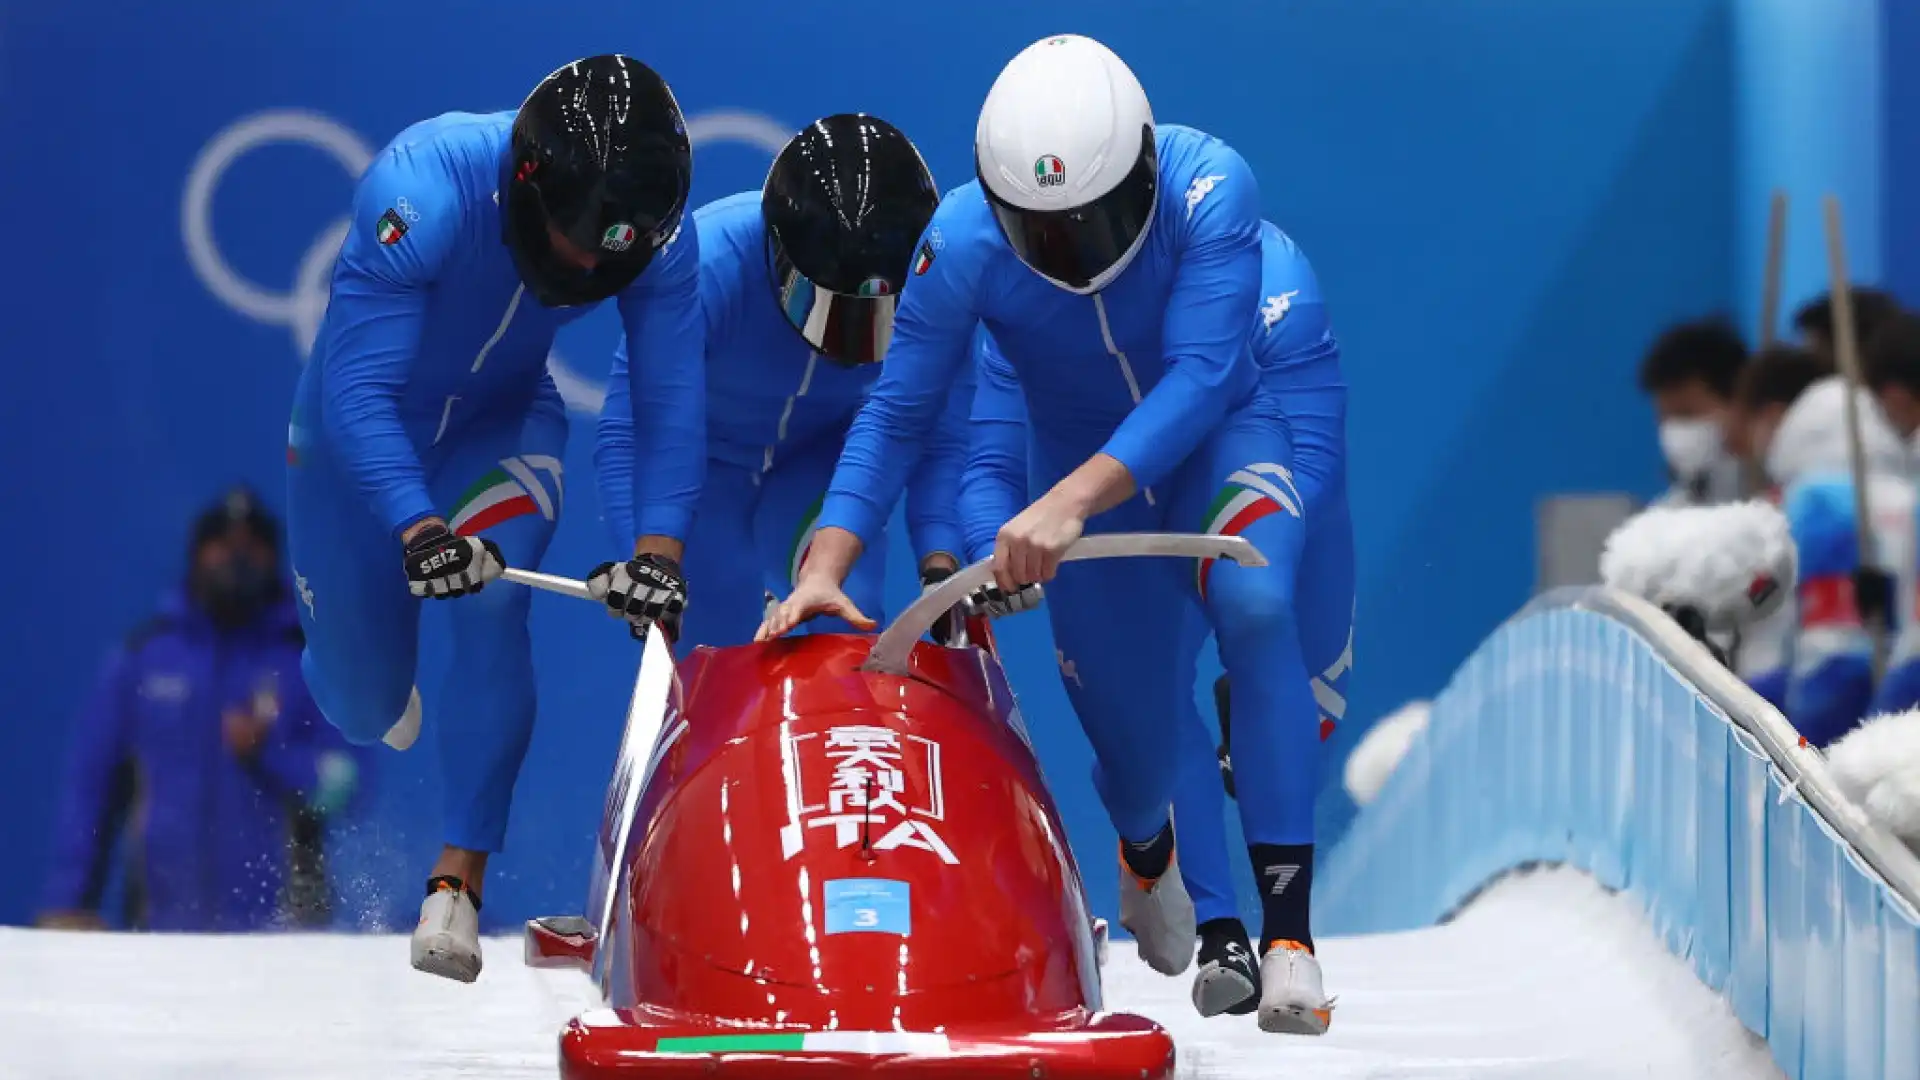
[
  {"x1": 963, "y1": 581, "x2": 1044, "y2": 619},
  {"x1": 1854, "y1": 566, "x2": 1895, "y2": 632},
  {"x1": 588, "y1": 553, "x2": 687, "y2": 641},
  {"x1": 920, "y1": 564, "x2": 966, "y2": 646},
  {"x1": 403, "y1": 523, "x2": 503, "y2": 599}
]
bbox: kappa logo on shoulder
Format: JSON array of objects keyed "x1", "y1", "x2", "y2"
[
  {"x1": 1184, "y1": 174, "x2": 1228, "y2": 219},
  {"x1": 1261, "y1": 290, "x2": 1300, "y2": 330}
]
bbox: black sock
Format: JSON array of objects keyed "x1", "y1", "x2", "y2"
[
  {"x1": 1121, "y1": 821, "x2": 1175, "y2": 881},
  {"x1": 1197, "y1": 917, "x2": 1259, "y2": 1013},
  {"x1": 1250, "y1": 842, "x2": 1313, "y2": 952},
  {"x1": 1197, "y1": 917, "x2": 1252, "y2": 960},
  {"x1": 427, "y1": 874, "x2": 481, "y2": 911}
]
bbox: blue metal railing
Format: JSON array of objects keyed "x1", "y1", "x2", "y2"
[{"x1": 1316, "y1": 587, "x2": 1920, "y2": 1079}]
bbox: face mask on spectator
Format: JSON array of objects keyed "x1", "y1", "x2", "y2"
[
  {"x1": 192, "y1": 554, "x2": 275, "y2": 628},
  {"x1": 1659, "y1": 416, "x2": 1729, "y2": 482}
]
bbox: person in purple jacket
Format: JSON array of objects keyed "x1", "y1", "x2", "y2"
[{"x1": 37, "y1": 488, "x2": 365, "y2": 932}]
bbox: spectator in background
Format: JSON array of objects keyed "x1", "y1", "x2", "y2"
[
  {"x1": 1864, "y1": 311, "x2": 1920, "y2": 448},
  {"x1": 1793, "y1": 286, "x2": 1903, "y2": 365},
  {"x1": 1736, "y1": 346, "x2": 1914, "y2": 747},
  {"x1": 1636, "y1": 318, "x2": 1749, "y2": 507},
  {"x1": 1727, "y1": 344, "x2": 1833, "y2": 710},
  {"x1": 36, "y1": 488, "x2": 365, "y2": 932}
]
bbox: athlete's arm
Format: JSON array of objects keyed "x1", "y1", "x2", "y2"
[
  {"x1": 807, "y1": 214, "x2": 981, "y2": 584},
  {"x1": 317, "y1": 150, "x2": 458, "y2": 539},
  {"x1": 959, "y1": 333, "x2": 1030, "y2": 563},
  {"x1": 1098, "y1": 148, "x2": 1264, "y2": 494},
  {"x1": 593, "y1": 342, "x2": 638, "y2": 551},
  {"x1": 903, "y1": 346, "x2": 978, "y2": 571},
  {"x1": 614, "y1": 218, "x2": 707, "y2": 564}
]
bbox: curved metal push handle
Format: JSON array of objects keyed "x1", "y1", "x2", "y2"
[{"x1": 861, "y1": 532, "x2": 1267, "y2": 676}]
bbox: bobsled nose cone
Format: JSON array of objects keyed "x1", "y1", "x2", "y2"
[{"x1": 1118, "y1": 853, "x2": 1196, "y2": 976}]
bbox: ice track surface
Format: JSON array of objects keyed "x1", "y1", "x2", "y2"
[{"x1": 1, "y1": 867, "x2": 1783, "y2": 1080}]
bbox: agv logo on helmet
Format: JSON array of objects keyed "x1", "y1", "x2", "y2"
[{"x1": 601, "y1": 223, "x2": 637, "y2": 252}]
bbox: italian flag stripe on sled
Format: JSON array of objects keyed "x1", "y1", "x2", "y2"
[
  {"x1": 653, "y1": 1031, "x2": 951, "y2": 1054},
  {"x1": 450, "y1": 468, "x2": 537, "y2": 535}
]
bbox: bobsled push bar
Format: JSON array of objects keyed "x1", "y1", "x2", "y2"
[
  {"x1": 504, "y1": 532, "x2": 1265, "y2": 677},
  {"x1": 862, "y1": 532, "x2": 1264, "y2": 674}
]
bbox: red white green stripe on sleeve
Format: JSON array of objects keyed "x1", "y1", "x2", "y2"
[
  {"x1": 1196, "y1": 462, "x2": 1301, "y2": 601},
  {"x1": 786, "y1": 494, "x2": 825, "y2": 587},
  {"x1": 449, "y1": 456, "x2": 564, "y2": 535}
]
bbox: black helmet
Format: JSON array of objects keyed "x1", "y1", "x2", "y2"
[
  {"x1": 762, "y1": 114, "x2": 938, "y2": 366},
  {"x1": 500, "y1": 55, "x2": 692, "y2": 308}
]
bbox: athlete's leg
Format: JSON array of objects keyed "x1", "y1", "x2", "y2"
[
  {"x1": 1049, "y1": 497, "x2": 1197, "y2": 974},
  {"x1": 285, "y1": 453, "x2": 421, "y2": 746},
  {"x1": 1159, "y1": 607, "x2": 1262, "y2": 1013},
  {"x1": 1173, "y1": 404, "x2": 1333, "y2": 1033},
  {"x1": 1166, "y1": 607, "x2": 1239, "y2": 928},
  {"x1": 1284, "y1": 385, "x2": 1356, "y2": 742},
  {"x1": 673, "y1": 461, "x2": 766, "y2": 652},
  {"x1": 426, "y1": 409, "x2": 570, "y2": 861},
  {"x1": 757, "y1": 439, "x2": 889, "y2": 634},
  {"x1": 401, "y1": 407, "x2": 567, "y2": 981}
]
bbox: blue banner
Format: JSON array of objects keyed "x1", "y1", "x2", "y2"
[{"x1": 0, "y1": 0, "x2": 1737, "y2": 928}]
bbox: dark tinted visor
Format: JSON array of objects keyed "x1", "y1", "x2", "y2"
[
  {"x1": 981, "y1": 130, "x2": 1157, "y2": 291},
  {"x1": 503, "y1": 169, "x2": 669, "y2": 307},
  {"x1": 767, "y1": 237, "x2": 896, "y2": 367}
]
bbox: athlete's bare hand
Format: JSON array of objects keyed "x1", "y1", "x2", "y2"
[
  {"x1": 755, "y1": 576, "x2": 876, "y2": 641},
  {"x1": 994, "y1": 493, "x2": 1087, "y2": 591}
]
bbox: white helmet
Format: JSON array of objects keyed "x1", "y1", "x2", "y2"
[{"x1": 975, "y1": 34, "x2": 1158, "y2": 294}]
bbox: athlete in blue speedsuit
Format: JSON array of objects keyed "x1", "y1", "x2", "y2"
[
  {"x1": 959, "y1": 217, "x2": 1353, "y2": 1019},
  {"x1": 597, "y1": 115, "x2": 973, "y2": 648},
  {"x1": 286, "y1": 56, "x2": 703, "y2": 983},
  {"x1": 760, "y1": 35, "x2": 1339, "y2": 1035}
]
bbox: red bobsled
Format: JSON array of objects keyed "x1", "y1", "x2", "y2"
[{"x1": 520, "y1": 534, "x2": 1265, "y2": 1080}]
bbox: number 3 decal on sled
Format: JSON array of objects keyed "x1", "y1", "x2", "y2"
[{"x1": 824, "y1": 878, "x2": 911, "y2": 936}]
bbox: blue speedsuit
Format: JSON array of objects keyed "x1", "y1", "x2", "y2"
[
  {"x1": 287, "y1": 112, "x2": 704, "y2": 853},
  {"x1": 597, "y1": 192, "x2": 971, "y2": 653},
  {"x1": 819, "y1": 124, "x2": 1320, "y2": 852},
  {"x1": 958, "y1": 222, "x2": 1353, "y2": 924}
]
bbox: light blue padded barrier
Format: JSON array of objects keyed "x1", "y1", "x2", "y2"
[{"x1": 1315, "y1": 587, "x2": 1920, "y2": 1080}]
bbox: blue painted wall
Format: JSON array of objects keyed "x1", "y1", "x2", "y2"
[
  {"x1": 0, "y1": 0, "x2": 1736, "y2": 928},
  {"x1": 1882, "y1": 0, "x2": 1920, "y2": 305},
  {"x1": 1733, "y1": 0, "x2": 1883, "y2": 337}
]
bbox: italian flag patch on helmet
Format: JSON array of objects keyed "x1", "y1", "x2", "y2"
[{"x1": 601, "y1": 222, "x2": 636, "y2": 252}]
